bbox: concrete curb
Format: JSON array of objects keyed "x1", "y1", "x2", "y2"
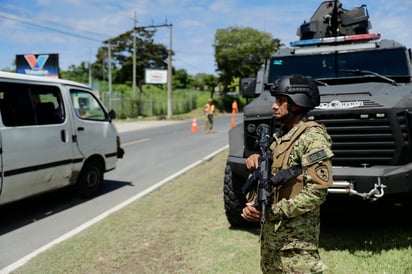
[{"x1": 114, "y1": 120, "x2": 184, "y2": 133}]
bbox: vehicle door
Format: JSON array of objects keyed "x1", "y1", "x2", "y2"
[
  {"x1": 0, "y1": 82, "x2": 73, "y2": 205},
  {"x1": 69, "y1": 89, "x2": 118, "y2": 170}
]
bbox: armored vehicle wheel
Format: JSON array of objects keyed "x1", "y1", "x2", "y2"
[
  {"x1": 76, "y1": 159, "x2": 104, "y2": 197},
  {"x1": 223, "y1": 161, "x2": 257, "y2": 228}
]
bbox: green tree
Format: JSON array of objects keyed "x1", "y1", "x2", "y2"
[
  {"x1": 173, "y1": 68, "x2": 191, "y2": 89},
  {"x1": 192, "y1": 73, "x2": 207, "y2": 90},
  {"x1": 191, "y1": 73, "x2": 218, "y2": 93},
  {"x1": 60, "y1": 62, "x2": 89, "y2": 84},
  {"x1": 213, "y1": 26, "x2": 281, "y2": 92},
  {"x1": 203, "y1": 74, "x2": 219, "y2": 98},
  {"x1": 94, "y1": 28, "x2": 170, "y2": 95}
]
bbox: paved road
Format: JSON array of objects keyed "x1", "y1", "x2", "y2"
[{"x1": 0, "y1": 113, "x2": 240, "y2": 273}]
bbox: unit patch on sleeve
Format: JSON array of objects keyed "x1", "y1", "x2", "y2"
[
  {"x1": 307, "y1": 162, "x2": 333, "y2": 189},
  {"x1": 315, "y1": 165, "x2": 330, "y2": 182}
]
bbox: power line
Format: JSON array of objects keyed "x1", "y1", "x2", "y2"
[
  {"x1": 0, "y1": 14, "x2": 104, "y2": 42},
  {"x1": 28, "y1": 16, "x2": 110, "y2": 39}
]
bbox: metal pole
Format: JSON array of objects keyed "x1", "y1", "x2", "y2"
[
  {"x1": 105, "y1": 43, "x2": 113, "y2": 109},
  {"x1": 167, "y1": 24, "x2": 173, "y2": 119},
  {"x1": 88, "y1": 48, "x2": 92, "y2": 87},
  {"x1": 132, "y1": 12, "x2": 137, "y2": 99}
]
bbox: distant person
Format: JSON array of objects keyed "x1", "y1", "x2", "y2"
[
  {"x1": 203, "y1": 98, "x2": 215, "y2": 133},
  {"x1": 232, "y1": 99, "x2": 238, "y2": 114}
]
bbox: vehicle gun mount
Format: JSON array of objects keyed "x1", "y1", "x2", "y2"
[{"x1": 298, "y1": 0, "x2": 371, "y2": 40}]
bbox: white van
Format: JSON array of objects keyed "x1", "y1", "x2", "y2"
[{"x1": 0, "y1": 71, "x2": 124, "y2": 205}]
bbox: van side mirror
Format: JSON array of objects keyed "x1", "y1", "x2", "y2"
[{"x1": 108, "y1": 109, "x2": 116, "y2": 121}]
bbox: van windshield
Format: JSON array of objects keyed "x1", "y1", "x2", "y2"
[{"x1": 70, "y1": 89, "x2": 107, "y2": 121}]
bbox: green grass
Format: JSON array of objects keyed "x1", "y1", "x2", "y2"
[{"x1": 12, "y1": 150, "x2": 412, "y2": 273}]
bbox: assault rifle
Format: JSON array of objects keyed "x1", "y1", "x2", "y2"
[{"x1": 241, "y1": 124, "x2": 302, "y2": 224}]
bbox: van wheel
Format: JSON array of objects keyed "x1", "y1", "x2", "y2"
[
  {"x1": 76, "y1": 159, "x2": 104, "y2": 197},
  {"x1": 223, "y1": 161, "x2": 258, "y2": 228}
]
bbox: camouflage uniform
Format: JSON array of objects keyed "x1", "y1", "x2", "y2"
[{"x1": 260, "y1": 118, "x2": 333, "y2": 274}]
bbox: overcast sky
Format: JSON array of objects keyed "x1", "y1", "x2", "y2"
[{"x1": 1, "y1": 0, "x2": 411, "y2": 76}]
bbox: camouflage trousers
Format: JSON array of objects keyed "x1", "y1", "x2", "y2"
[{"x1": 260, "y1": 247, "x2": 326, "y2": 273}]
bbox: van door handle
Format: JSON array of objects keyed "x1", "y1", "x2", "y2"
[
  {"x1": 61, "y1": 130, "x2": 66, "y2": 142},
  {"x1": 77, "y1": 127, "x2": 85, "y2": 131}
]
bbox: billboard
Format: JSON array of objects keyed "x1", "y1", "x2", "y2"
[
  {"x1": 145, "y1": 69, "x2": 167, "y2": 84},
  {"x1": 16, "y1": 53, "x2": 59, "y2": 78}
]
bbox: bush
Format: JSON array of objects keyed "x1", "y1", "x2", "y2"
[
  {"x1": 97, "y1": 82, "x2": 251, "y2": 119},
  {"x1": 219, "y1": 94, "x2": 247, "y2": 113},
  {"x1": 100, "y1": 85, "x2": 211, "y2": 119}
]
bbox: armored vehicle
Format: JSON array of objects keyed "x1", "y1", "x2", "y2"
[{"x1": 224, "y1": 0, "x2": 412, "y2": 227}]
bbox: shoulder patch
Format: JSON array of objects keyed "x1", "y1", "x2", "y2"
[
  {"x1": 315, "y1": 165, "x2": 330, "y2": 182},
  {"x1": 305, "y1": 149, "x2": 328, "y2": 166},
  {"x1": 307, "y1": 162, "x2": 333, "y2": 189}
]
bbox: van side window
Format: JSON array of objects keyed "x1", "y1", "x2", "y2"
[
  {"x1": 70, "y1": 90, "x2": 106, "y2": 121},
  {"x1": 0, "y1": 82, "x2": 64, "y2": 126}
]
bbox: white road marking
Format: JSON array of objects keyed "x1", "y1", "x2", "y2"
[{"x1": 0, "y1": 145, "x2": 228, "y2": 274}]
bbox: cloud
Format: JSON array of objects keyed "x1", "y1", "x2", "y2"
[
  {"x1": 0, "y1": 0, "x2": 411, "y2": 75},
  {"x1": 209, "y1": 0, "x2": 237, "y2": 13}
]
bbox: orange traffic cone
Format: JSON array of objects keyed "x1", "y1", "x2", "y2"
[
  {"x1": 230, "y1": 113, "x2": 235, "y2": 128},
  {"x1": 191, "y1": 116, "x2": 198, "y2": 132}
]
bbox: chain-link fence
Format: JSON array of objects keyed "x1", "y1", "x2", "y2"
[{"x1": 101, "y1": 91, "x2": 198, "y2": 119}]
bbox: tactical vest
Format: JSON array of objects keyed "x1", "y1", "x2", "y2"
[{"x1": 270, "y1": 121, "x2": 326, "y2": 201}]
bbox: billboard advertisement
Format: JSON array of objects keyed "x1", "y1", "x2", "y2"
[
  {"x1": 145, "y1": 69, "x2": 167, "y2": 84},
  {"x1": 16, "y1": 53, "x2": 59, "y2": 78}
]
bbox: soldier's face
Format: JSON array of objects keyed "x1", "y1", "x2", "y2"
[{"x1": 272, "y1": 95, "x2": 289, "y2": 119}]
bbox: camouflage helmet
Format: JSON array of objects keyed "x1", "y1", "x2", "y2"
[{"x1": 270, "y1": 75, "x2": 320, "y2": 109}]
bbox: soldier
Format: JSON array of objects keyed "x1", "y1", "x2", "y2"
[{"x1": 241, "y1": 75, "x2": 333, "y2": 273}]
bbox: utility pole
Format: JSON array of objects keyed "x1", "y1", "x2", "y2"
[
  {"x1": 167, "y1": 24, "x2": 173, "y2": 119},
  {"x1": 88, "y1": 48, "x2": 92, "y2": 87},
  {"x1": 102, "y1": 42, "x2": 113, "y2": 109},
  {"x1": 133, "y1": 21, "x2": 173, "y2": 118},
  {"x1": 108, "y1": 43, "x2": 112, "y2": 109},
  {"x1": 132, "y1": 12, "x2": 137, "y2": 99}
]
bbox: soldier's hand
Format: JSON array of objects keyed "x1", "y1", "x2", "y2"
[
  {"x1": 245, "y1": 154, "x2": 260, "y2": 171},
  {"x1": 241, "y1": 201, "x2": 261, "y2": 222}
]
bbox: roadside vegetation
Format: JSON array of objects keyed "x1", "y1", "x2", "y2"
[
  {"x1": 54, "y1": 26, "x2": 273, "y2": 119},
  {"x1": 13, "y1": 150, "x2": 412, "y2": 274},
  {"x1": 101, "y1": 85, "x2": 245, "y2": 120},
  {"x1": 2, "y1": 26, "x2": 268, "y2": 119}
]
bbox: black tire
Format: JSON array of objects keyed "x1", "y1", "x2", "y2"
[
  {"x1": 223, "y1": 161, "x2": 257, "y2": 228},
  {"x1": 76, "y1": 159, "x2": 104, "y2": 197}
]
